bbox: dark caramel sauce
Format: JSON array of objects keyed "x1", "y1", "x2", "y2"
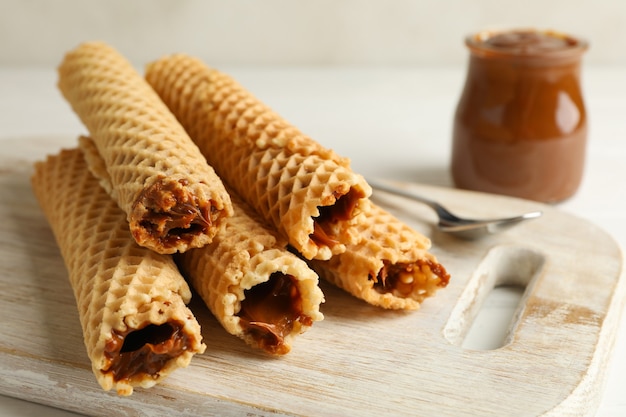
[
  {"x1": 133, "y1": 177, "x2": 212, "y2": 247},
  {"x1": 238, "y1": 273, "x2": 309, "y2": 355},
  {"x1": 103, "y1": 322, "x2": 191, "y2": 382},
  {"x1": 373, "y1": 259, "x2": 450, "y2": 296},
  {"x1": 311, "y1": 187, "x2": 364, "y2": 248}
]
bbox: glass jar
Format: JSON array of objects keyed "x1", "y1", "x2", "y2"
[{"x1": 451, "y1": 29, "x2": 588, "y2": 203}]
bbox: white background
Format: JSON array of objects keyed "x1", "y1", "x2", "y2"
[{"x1": 1, "y1": 0, "x2": 626, "y2": 67}]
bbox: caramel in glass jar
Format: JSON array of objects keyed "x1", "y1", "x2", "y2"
[{"x1": 451, "y1": 29, "x2": 588, "y2": 203}]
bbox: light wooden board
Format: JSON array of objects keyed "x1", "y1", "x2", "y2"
[{"x1": 1, "y1": 137, "x2": 624, "y2": 417}]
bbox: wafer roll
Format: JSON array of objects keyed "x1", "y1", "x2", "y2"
[
  {"x1": 31, "y1": 147, "x2": 206, "y2": 396},
  {"x1": 176, "y1": 191, "x2": 324, "y2": 355},
  {"x1": 308, "y1": 203, "x2": 450, "y2": 310},
  {"x1": 57, "y1": 42, "x2": 233, "y2": 254},
  {"x1": 145, "y1": 55, "x2": 371, "y2": 261}
]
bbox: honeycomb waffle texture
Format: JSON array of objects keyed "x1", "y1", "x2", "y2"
[
  {"x1": 31, "y1": 147, "x2": 205, "y2": 396},
  {"x1": 145, "y1": 54, "x2": 372, "y2": 261},
  {"x1": 309, "y1": 203, "x2": 450, "y2": 310},
  {"x1": 177, "y1": 190, "x2": 324, "y2": 355},
  {"x1": 57, "y1": 41, "x2": 232, "y2": 254}
]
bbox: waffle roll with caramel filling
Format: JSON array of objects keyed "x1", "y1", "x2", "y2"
[
  {"x1": 57, "y1": 42, "x2": 233, "y2": 254},
  {"x1": 308, "y1": 203, "x2": 450, "y2": 310},
  {"x1": 31, "y1": 147, "x2": 206, "y2": 396},
  {"x1": 144, "y1": 54, "x2": 371, "y2": 261},
  {"x1": 176, "y1": 190, "x2": 324, "y2": 355}
]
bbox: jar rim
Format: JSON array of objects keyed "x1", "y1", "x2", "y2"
[{"x1": 465, "y1": 28, "x2": 588, "y2": 61}]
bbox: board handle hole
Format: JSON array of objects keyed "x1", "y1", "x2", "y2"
[{"x1": 443, "y1": 245, "x2": 545, "y2": 350}]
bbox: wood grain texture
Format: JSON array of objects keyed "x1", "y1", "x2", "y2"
[{"x1": 1, "y1": 137, "x2": 624, "y2": 417}]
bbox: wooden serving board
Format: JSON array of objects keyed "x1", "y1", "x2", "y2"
[{"x1": 1, "y1": 137, "x2": 624, "y2": 417}]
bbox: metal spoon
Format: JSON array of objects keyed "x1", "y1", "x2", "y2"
[{"x1": 366, "y1": 178, "x2": 542, "y2": 239}]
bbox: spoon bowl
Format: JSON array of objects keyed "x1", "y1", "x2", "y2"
[{"x1": 367, "y1": 179, "x2": 542, "y2": 239}]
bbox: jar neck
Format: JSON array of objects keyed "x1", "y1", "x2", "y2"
[
  {"x1": 466, "y1": 53, "x2": 583, "y2": 79},
  {"x1": 472, "y1": 53, "x2": 583, "y2": 67},
  {"x1": 465, "y1": 30, "x2": 588, "y2": 67}
]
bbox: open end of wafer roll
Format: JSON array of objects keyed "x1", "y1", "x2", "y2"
[
  {"x1": 78, "y1": 135, "x2": 229, "y2": 255},
  {"x1": 370, "y1": 257, "x2": 450, "y2": 300},
  {"x1": 130, "y1": 176, "x2": 216, "y2": 250},
  {"x1": 310, "y1": 186, "x2": 369, "y2": 250},
  {"x1": 178, "y1": 246, "x2": 324, "y2": 355},
  {"x1": 237, "y1": 272, "x2": 314, "y2": 355},
  {"x1": 102, "y1": 320, "x2": 199, "y2": 393}
]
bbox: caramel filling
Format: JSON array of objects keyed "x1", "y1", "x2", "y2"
[
  {"x1": 310, "y1": 187, "x2": 364, "y2": 248},
  {"x1": 372, "y1": 259, "x2": 450, "y2": 296},
  {"x1": 238, "y1": 273, "x2": 311, "y2": 355},
  {"x1": 103, "y1": 321, "x2": 191, "y2": 382},
  {"x1": 133, "y1": 178, "x2": 214, "y2": 247}
]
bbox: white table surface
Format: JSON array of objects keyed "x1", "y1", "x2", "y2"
[{"x1": 1, "y1": 66, "x2": 624, "y2": 416}]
